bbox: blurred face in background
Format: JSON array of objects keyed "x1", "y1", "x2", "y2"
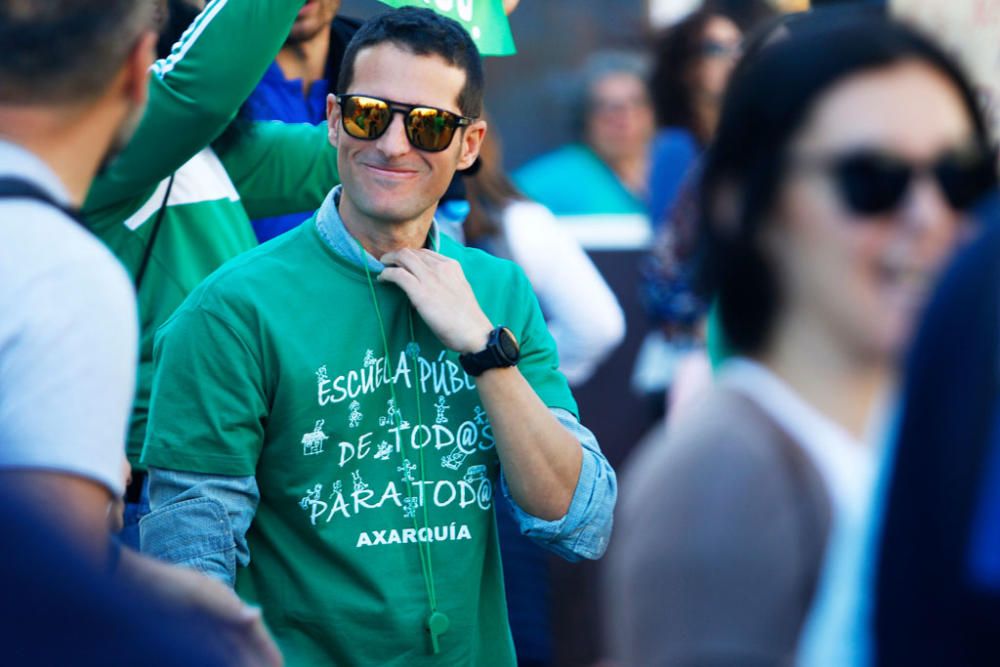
[
  {"x1": 288, "y1": 0, "x2": 340, "y2": 44},
  {"x1": 764, "y1": 60, "x2": 976, "y2": 365},
  {"x1": 691, "y1": 15, "x2": 741, "y2": 104},
  {"x1": 584, "y1": 71, "x2": 655, "y2": 166}
]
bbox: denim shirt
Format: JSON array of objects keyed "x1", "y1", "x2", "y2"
[{"x1": 141, "y1": 188, "x2": 617, "y2": 584}]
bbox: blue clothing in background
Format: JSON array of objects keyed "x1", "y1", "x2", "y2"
[
  {"x1": 875, "y1": 193, "x2": 1000, "y2": 666},
  {"x1": 968, "y1": 397, "x2": 1000, "y2": 591},
  {"x1": 246, "y1": 62, "x2": 329, "y2": 125},
  {"x1": 244, "y1": 16, "x2": 360, "y2": 243},
  {"x1": 646, "y1": 128, "x2": 699, "y2": 228},
  {"x1": 244, "y1": 62, "x2": 329, "y2": 243},
  {"x1": 496, "y1": 492, "x2": 553, "y2": 665},
  {"x1": 0, "y1": 488, "x2": 232, "y2": 667}
]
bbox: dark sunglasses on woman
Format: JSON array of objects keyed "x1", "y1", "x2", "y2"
[
  {"x1": 792, "y1": 146, "x2": 999, "y2": 215},
  {"x1": 335, "y1": 94, "x2": 475, "y2": 153}
]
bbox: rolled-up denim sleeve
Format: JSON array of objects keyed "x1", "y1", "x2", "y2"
[
  {"x1": 139, "y1": 467, "x2": 259, "y2": 587},
  {"x1": 500, "y1": 408, "x2": 617, "y2": 562}
]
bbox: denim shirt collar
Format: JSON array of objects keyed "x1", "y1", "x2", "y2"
[{"x1": 315, "y1": 185, "x2": 440, "y2": 273}]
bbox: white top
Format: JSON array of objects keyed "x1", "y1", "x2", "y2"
[
  {"x1": 501, "y1": 200, "x2": 626, "y2": 385},
  {"x1": 719, "y1": 358, "x2": 882, "y2": 667},
  {"x1": 553, "y1": 213, "x2": 653, "y2": 251},
  {"x1": 0, "y1": 140, "x2": 137, "y2": 495}
]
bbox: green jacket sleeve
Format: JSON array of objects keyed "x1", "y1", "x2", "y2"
[
  {"x1": 218, "y1": 121, "x2": 340, "y2": 220},
  {"x1": 83, "y1": 0, "x2": 306, "y2": 224}
]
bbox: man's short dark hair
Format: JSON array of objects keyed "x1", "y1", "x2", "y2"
[
  {"x1": 0, "y1": 0, "x2": 155, "y2": 104},
  {"x1": 336, "y1": 7, "x2": 484, "y2": 118}
]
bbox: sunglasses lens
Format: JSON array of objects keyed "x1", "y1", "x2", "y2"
[
  {"x1": 935, "y1": 151, "x2": 998, "y2": 210},
  {"x1": 701, "y1": 41, "x2": 739, "y2": 59},
  {"x1": 835, "y1": 153, "x2": 911, "y2": 215},
  {"x1": 342, "y1": 96, "x2": 392, "y2": 139},
  {"x1": 405, "y1": 107, "x2": 457, "y2": 152}
]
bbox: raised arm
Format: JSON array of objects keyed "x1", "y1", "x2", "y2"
[
  {"x1": 218, "y1": 121, "x2": 340, "y2": 220},
  {"x1": 84, "y1": 0, "x2": 308, "y2": 219}
]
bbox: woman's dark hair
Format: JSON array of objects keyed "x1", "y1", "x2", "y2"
[
  {"x1": 463, "y1": 116, "x2": 525, "y2": 244},
  {"x1": 649, "y1": 9, "x2": 721, "y2": 140},
  {"x1": 156, "y1": 0, "x2": 198, "y2": 61},
  {"x1": 697, "y1": 11, "x2": 992, "y2": 355}
]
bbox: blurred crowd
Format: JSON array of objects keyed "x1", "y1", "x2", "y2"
[{"x1": 3, "y1": 0, "x2": 1000, "y2": 665}]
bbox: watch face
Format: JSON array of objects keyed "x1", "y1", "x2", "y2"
[{"x1": 498, "y1": 327, "x2": 520, "y2": 362}]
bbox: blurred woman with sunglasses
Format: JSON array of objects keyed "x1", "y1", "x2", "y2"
[
  {"x1": 647, "y1": 9, "x2": 742, "y2": 228},
  {"x1": 608, "y1": 12, "x2": 996, "y2": 667},
  {"x1": 634, "y1": 9, "x2": 742, "y2": 412}
]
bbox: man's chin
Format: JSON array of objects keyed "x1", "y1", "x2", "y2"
[
  {"x1": 359, "y1": 201, "x2": 427, "y2": 227},
  {"x1": 286, "y1": 20, "x2": 327, "y2": 46},
  {"x1": 97, "y1": 103, "x2": 144, "y2": 178}
]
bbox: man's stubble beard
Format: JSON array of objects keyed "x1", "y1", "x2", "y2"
[
  {"x1": 284, "y1": 21, "x2": 329, "y2": 47},
  {"x1": 284, "y1": 0, "x2": 340, "y2": 47},
  {"x1": 96, "y1": 100, "x2": 145, "y2": 178}
]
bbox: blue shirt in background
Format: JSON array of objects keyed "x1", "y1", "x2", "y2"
[
  {"x1": 646, "y1": 127, "x2": 699, "y2": 228},
  {"x1": 245, "y1": 62, "x2": 330, "y2": 243}
]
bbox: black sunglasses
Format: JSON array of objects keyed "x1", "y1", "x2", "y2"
[
  {"x1": 700, "y1": 40, "x2": 741, "y2": 59},
  {"x1": 335, "y1": 94, "x2": 475, "y2": 153},
  {"x1": 792, "y1": 147, "x2": 998, "y2": 216}
]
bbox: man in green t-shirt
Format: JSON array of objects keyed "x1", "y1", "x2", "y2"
[{"x1": 141, "y1": 8, "x2": 616, "y2": 666}]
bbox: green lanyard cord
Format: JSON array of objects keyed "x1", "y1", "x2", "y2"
[
  {"x1": 408, "y1": 310, "x2": 439, "y2": 609},
  {"x1": 355, "y1": 238, "x2": 440, "y2": 620}
]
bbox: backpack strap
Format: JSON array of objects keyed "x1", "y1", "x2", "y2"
[
  {"x1": 0, "y1": 177, "x2": 87, "y2": 228},
  {"x1": 133, "y1": 174, "x2": 174, "y2": 289}
]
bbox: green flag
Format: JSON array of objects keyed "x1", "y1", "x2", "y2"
[{"x1": 376, "y1": 0, "x2": 516, "y2": 56}]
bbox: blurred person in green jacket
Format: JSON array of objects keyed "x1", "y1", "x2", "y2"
[{"x1": 83, "y1": 0, "x2": 341, "y2": 547}]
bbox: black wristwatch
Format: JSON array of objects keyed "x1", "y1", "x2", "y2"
[{"x1": 459, "y1": 326, "x2": 521, "y2": 377}]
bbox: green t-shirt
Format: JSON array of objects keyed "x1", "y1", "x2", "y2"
[
  {"x1": 82, "y1": 0, "x2": 339, "y2": 466},
  {"x1": 142, "y1": 219, "x2": 577, "y2": 666}
]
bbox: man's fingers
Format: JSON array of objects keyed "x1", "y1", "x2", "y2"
[
  {"x1": 108, "y1": 496, "x2": 125, "y2": 533},
  {"x1": 377, "y1": 266, "x2": 421, "y2": 294},
  {"x1": 413, "y1": 248, "x2": 449, "y2": 264},
  {"x1": 235, "y1": 608, "x2": 284, "y2": 667},
  {"x1": 122, "y1": 457, "x2": 132, "y2": 488},
  {"x1": 250, "y1": 621, "x2": 285, "y2": 667},
  {"x1": 380, "y1": 249, "x2": 430, "y2": 276}
]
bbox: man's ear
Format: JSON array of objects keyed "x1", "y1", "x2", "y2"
[
  {"x1": 457, "y1": 119, "x2": 487, "y2": 171},
  {"x1": 327, "y1": 93, "x2": 340, "y2": 146},
  {"x1": 125, "y1": 31, "x2": 156, "y2": 108}
]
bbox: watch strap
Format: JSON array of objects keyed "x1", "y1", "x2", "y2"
[{"x1": 459, "y1": 327, "x2": 517, "y2": 377}]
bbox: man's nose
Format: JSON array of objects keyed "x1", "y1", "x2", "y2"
[{"x1": 374, "y1": 111, "x2": 411, "y2": 159}]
